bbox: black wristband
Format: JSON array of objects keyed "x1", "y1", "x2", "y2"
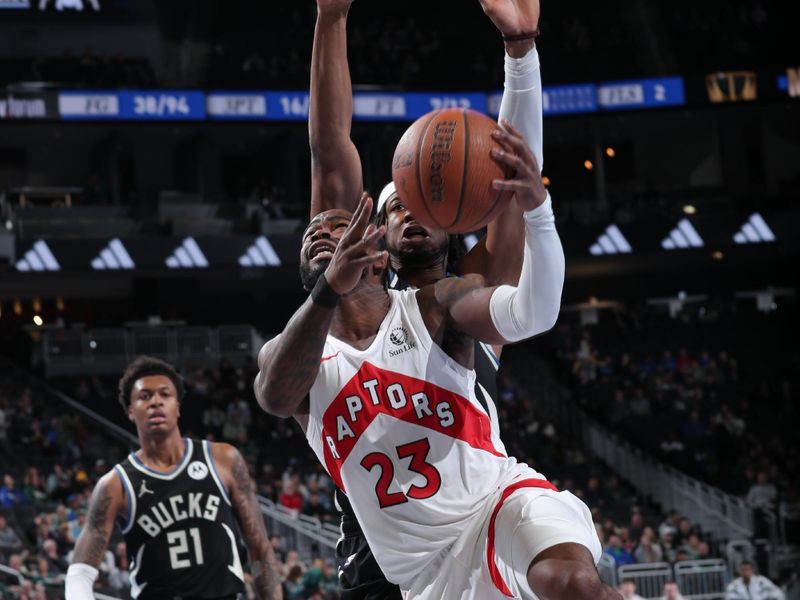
[
  {"x1": 311, "y1": 274, "x2": 340, "y2": 308},
  {"x1": 502, "y1": 30, "x2": 540, "y2": 42}
]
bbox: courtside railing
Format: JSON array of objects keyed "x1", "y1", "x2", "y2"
[
  {"x1": 617, "y1": 563, "x2": 674, "y2": 599},
  {"x1": 616, "y1": 560, "x2": 730, "y2": 600},
  {"x1": 39, "y1": 324, "x2": 263, "y2": 376},
  {"x1": 257, "y1": 498, "x2": 339, "y2": 565},
  {"x1": 526, "y1": 356, "x2": 754, "y2": 542}
]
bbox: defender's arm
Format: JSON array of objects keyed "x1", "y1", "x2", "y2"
[{"x1": 309, "y1": 0, "x2": 364, "y2": 217}]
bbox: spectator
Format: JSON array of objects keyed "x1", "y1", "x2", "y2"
[
  {"x1": 620, "y1": 578, "x2": 646, "y2": 600},
  {"x1": 0, "y1": 475, "x2": 22, "y2": 507},
  {"x1": 41, "y1": 538, "x2": 67, "y2": 574},
  {"x1": 605, "y1": 534, "x2": 635, "y2": 566},
  {"x1": 279, "y1": 480, "x2": 303, "y2": 515},
  {"x1": 662, "y1": 581, "x2": 687, "y2": 600},
  {"x1": 747, "y1": 471, "x2": 778, "y2": 512},
  {"x1": 22, "y1": 467, "x2": 47, "y2": 504},
  {"x1": 634, "y1": 526, "x2": 664, "y2": 564},
  {"x1": 0, "y1": 398, "x2": 9, "y2": 453},
  {"x1": 0, "y1": 514, "x2": 24, "y2": 557},
  {"x1": 629, "y1": 512, "x2": 645, "y2": 544},
  {"x1": 202, "y1": 402, "x2": 226, "y2": 439},
  {"x1": 283, "y1": 564, "x2": 305, "y2": 599},
  {"x1": 725, "y1": 561, "x2": 785, "y2": 600},
  {"x1": 108, "y1": 541, "x2": 131, "y2": 596}
]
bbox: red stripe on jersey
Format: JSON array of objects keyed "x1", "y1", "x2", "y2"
[
  {"x1": 486, "y1": 478, "x2": 560, "y2": 597},
  {"x1": 320, "y1": 361, "x2": 504, "y2": 493}
]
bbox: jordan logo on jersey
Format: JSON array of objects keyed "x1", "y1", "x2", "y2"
[
  {"x1": 138, "y1": 480, "x2": 154, "y2": 498},
  {"x1": 388, "y1": 327, "x2": 416, "y2": 357}
]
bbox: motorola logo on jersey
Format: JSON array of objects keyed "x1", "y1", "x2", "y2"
[
  {"x1": 137, "y1": 492, "x2": 220, "y2": 538},
  {"x1": 188, "y1": 461, "x2": 209, "y2": 481},
  {"x1": 388, "y1": 327, "x2": 416, "y2": 357}
]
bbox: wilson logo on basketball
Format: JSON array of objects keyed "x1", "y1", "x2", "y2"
[
  {"x1": 429, "y1": 120, "x2": 456, "y2": 203},
  {"x1": 389, "y1": 327, "x2": 416, "y2": 357}
]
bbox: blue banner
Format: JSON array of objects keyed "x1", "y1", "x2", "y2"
[
  {"x1": 57, "y1": 79, "x2": 685, "y2": 122},
  {"x1": 59, "y1": 90, "x2": 206, "y2": 120},
  {"x1": 597, "y1": 77, "x2": 685, "y2": 110}
]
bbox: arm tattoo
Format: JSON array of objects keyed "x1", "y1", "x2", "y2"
[
  {"x1": 230, "y1": 452, "x2": 282, "y2": 599},
  {"x1": 256, "y1": 298, "x2": 335, "y2": 415},
  {"x1": 72, "y1": 484, "x2": 113, "y2": 567}
]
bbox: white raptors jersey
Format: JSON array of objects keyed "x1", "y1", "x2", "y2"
[{"x1": 306, "y1": 289, "x2": 544, "y2": 587}]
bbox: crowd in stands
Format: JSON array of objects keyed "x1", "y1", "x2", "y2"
[
  {"x1": 550, "y1": 306, "x2": 799, "y2": 545},
  {"x1": 2, "y1": 300, "x2": 797, "y2": 597}
]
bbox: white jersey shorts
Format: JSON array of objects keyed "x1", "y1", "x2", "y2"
[{"x1": 402, "y1": 478, "x2": 602, "y2": 600}]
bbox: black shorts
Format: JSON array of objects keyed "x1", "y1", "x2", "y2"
[{"x1": 336, "y1": 520, "x2": 403, "y2": 600}]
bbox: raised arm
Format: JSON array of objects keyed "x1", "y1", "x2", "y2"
[
  {"x1": 420, "y1": 120, "x2": 563, "y2": 345},
  {"x1": 66, "y1": 471, "x2": 125, "y2": 600},
  {"x1": 457, "y1": 0, "x2": 542, "y2": 287},
  {"x1": 255, "y1": 195, "x2": 386, "y2": 417},
  {"x1": 309, "y1": 0, "x2": 364, "y2": 218},
  {"x1": 213, "y1": 444, "x2": 282, "y2": 599}
]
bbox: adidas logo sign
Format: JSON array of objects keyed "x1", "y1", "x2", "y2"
[
  {"x1": 91, "y1": 238, "x2": 135, "y2": 270},
  {"x1": 165, "y1": 237, "x2": 208, "y2": 269},
  {"x1": 238, "y1": 236, "x2": 281, "y2": 267},
  {"x1": 16, "y1": 240, "x2": 60, "y2": 272},
  {"x1": 589, "y1": 224, "x2": 632, "y2": 256},
  {"x1": 733, "y1": 213, "x2": 775, "y2": 244},
  {"x1": 661, "y1": 219, "x2": 704, "y2": 250}
]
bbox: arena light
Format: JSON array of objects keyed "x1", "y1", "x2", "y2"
[
  {"x1": 165, "y1": 237, "x2": 209, "y2": 269},
  {"x1": 584, "y1": 160, "x2": 594, "y2": 171},
  {"x1": 589, "y1": 224, "x2": 632, "y2": 256},
  {"x1": 605, "y1": 147, "x2": 616, "y2": 158},
  {"x1": 662, "y1": 219, "x2": 704, "y2": 250},
  {"x1": 463, "y1": 234, "x2": 480, "y2": 252},
  {"x1": 542, "y1": 176, "x2": 551, "y2": 187},
  {"x1": 15, "y1": 240, "x2": 61, "y2": 272},
  {"x1": 91, "y1": 238, "x2": 136, "y2": 270},
  {"x1": 13, "y1": 300, "x2": 22, "y2": 315},
  {"x1": 32, "y1": 315, "x2": 43, "y2": 326},
  {"x1": 733, "y1": 213, "x2": 776, "y2": 244},
  {"x1": 238, "y1": 236, "x2": 281, "y2": 267},
  {"x1": 683, "y1": 205, "x2": 696, "y2": 215}
]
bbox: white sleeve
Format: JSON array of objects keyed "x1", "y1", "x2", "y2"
[
  {"x1": 65, "y1": 563, "x2": 98, "y2": 600},
  {"x1": 498, "y1": 46, "x2": 543, "y2": 169},
  {"x1": 489, "y1": 194, "x2": 564, "y2": 342}
]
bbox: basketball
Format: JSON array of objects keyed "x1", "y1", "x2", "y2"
[{"x1": 391, "y1": 108, "x2": 513, "y2": 234}]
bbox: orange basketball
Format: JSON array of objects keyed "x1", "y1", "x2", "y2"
[{"x1": 391, "y1": 108, "x2": 513, "y2": 234}]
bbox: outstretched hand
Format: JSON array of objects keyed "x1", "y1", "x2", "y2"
[
  {"x1": 324, "y1": 193, "x2": 386, "y2": 295},
  {"x1": 478, "y1": 0, "x2": 540, "y2": 36},
  {"x1": 490, "y1": 120, "x2": 547, "y2": 212}
]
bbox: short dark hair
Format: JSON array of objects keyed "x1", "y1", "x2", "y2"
[{"x1": 118, "y1": 356, "x2": 185, "y2": 414}]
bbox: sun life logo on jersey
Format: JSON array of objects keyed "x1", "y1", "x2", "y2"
[
  {"x1": 388, "y1": 327, "x2": 416, "y2": 357},
  {"x1": 188, "y1": 461, "x2": 209, "y2": 481}
]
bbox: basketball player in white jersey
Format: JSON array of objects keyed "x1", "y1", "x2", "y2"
[
  {"x1": 255, "y1": 125, "x2": 619, "y2": 598},
  {"x1": 309, "y1": 0, "x2": 547, "y2": 596},
  {"x1": 66, "y1": 356, "x2": 282, "y2": 600}
]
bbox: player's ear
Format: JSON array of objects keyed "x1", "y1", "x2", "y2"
[
  {"x1": 127, "y1": 404, "x2": 134, "y2": 422},
  {"x1": 371, "y1": 253, "x2": 388, "y2": 279}
]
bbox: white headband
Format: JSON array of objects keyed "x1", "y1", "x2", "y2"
[{"x1": 376, "y1": 181, "x2": 397, "y2": 216}]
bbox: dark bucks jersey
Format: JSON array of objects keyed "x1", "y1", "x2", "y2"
[{"x1": 114, "y1": 439, "x2": 245, "y2": 600}]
